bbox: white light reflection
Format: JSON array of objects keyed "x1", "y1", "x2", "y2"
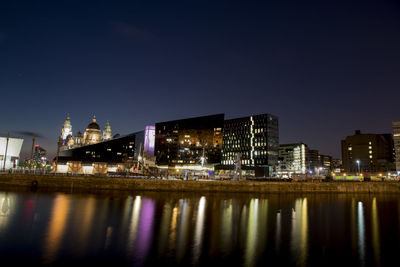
[
  {"x1": 126, "y1": 196, "x2": 141, "y2": 255},
  {"x1": 192, "y1": 196, "x2": 206, "y2": 264},
  {"x1": 276, "y1": 209, "x2": 281, "y2": 253},
  {"x1": 0, "y1": 194, "x2": 11, "y2": 234},
  {"x1": 358, "y1": 201, "x2": 365, "y2": 267}
]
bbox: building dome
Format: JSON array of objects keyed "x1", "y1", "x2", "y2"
[
  {"x1": 87, "y1": 116, "x2": 100, "y2": 130},
  {"x1": 87, "y1": 122, "x2": 100, "y2": 130}
]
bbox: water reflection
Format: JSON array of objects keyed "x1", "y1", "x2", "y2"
[
  {"x1": 193, "y1": 196, "x2": 206, "y2": 265},
  {"x1": 0, "y1": 191, "x2": 398, "y2": 266},
  {"x1": 0, "y1": 194, "x2": 12, "y2": 233},
  {"x1": 276, "y1": 209, "x2": 281, "y2": 253},
  {"x1": 358, "y1": 201, "x2": 365, "y2": 267},
  {"x1": 127, "y1": 196, "x2": 141, "y2": 255},
  {"x1": 135, "y1": 198, "x2": 155, "y2": 266},
  {"x1": 244, "y1": 198, "x2": 268, "y2": 267},
  {"x1": 371, "y1": 198, "x2": 381, "y2": 267},
  {"x1": 291, "y1": 198, "x2": 308, "y2": 267},
  {"x1": 42, "y1": 194, "x2": 70, "y2": 264}
]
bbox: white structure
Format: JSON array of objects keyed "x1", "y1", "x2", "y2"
[
  {"x1": 278, "y1": 143, "x2": 307, "y2": 177},
  {"x1": 393, "y1": 121, "x2": 400, "y2": 175},
  {"x1": 0, "y1": 136, "x2": 24, "y2": 170}
]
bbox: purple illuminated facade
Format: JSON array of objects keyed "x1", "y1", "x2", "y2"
[{"x1": 144, "y1": 126, "x2": 155, "y2": 157}]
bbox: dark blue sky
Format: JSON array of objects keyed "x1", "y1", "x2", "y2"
[{"x1": 1, "y1": 0, "x2": 400, "y2": 160}]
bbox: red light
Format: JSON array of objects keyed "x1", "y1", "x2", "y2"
[{"x1": 34, "y1": 145, "x2": 39, "y2": 147}]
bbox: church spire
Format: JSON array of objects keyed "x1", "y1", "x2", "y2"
[
  {"x1": 61, "y1": 113, "x2": 72, "y2": 140},
  {"x1": 103, "y1": 120, "x2": 112, "y2": 140}
]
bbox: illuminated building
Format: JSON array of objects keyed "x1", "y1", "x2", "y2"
[
  {"x1": 341, "y1": 130, "x2": 395, "y2": 173},
  {"x1": 133, "y1": 126, "x2": 157, "y2": 173},
  {"x1": 155, "y1": 114, "x2": 224, "y2": 175},
  {"x1": 393, "y1": 121, "x2": 400, "y2": 174},
  {"x1": 59, "y1": 114, "x2": 112, "y2": 151},
  {"x1": 55, "y1": 133, "x2": 136, "y2": 174},
  {"x1": 220, "y1": 113, "x2": 279, "y2": 177},
  {"x1": 0, "y1": 136, "x2": 24, "y2": 169},
  {"x1": 33, "y1": 145, "x2": 47, "y2": 165},
  {"x1": 278, "y1": 143, "x2": 307, "y2": 177}
]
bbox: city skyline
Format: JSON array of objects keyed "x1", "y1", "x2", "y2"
[{"x1": 1, "y1": 0, "x2": 400, "y2": 160}]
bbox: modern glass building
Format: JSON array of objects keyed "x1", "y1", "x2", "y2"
[
  {"x1": 221, "y1": 114, "x2": 279, "y2": 177},
  {"x1": 155, "y1": 114, "x2": 224, "y2": 173},
  {"x1": 278, "y1": 143, "x2": 307, "y2": 177}
]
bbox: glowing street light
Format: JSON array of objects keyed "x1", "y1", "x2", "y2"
[{"x1": 355, "y1": 160, "x2": 361, "y2": 175}]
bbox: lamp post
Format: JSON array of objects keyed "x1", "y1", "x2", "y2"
[{"x1": 356, "y1": 160, "x2": 360, "y2": 174}]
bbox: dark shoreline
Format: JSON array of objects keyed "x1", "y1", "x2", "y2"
[{"x1": 0, "y1": 174, "x2": 400, "y2": 194}]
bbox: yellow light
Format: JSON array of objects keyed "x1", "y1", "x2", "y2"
[{"x1": 343, "y1": 173, "x2": 347, "y2": 177}]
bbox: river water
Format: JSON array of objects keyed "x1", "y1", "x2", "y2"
[{"x1": 0, "y1": 190, "x2": 398, "y2": 266}]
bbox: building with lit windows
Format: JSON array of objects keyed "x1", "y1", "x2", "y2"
[
  {"x1": 33, "y1": 145, "x2": 47, "y2": 165},
  {"x1": 341, "y1": 130, "x2": 395, "y2": 173},
  {"x1": 278, "y1": 143, "x2": 307, "y2": 177},
  {"x1": 220, "y1": 113, "x2": 279, "y2": 177},
  {"x1": 393, "y1": 122, "x2": 400, "y2": 175},
  {"x1": 155, "y1": 114, "x2": 224, "y2": 177}
]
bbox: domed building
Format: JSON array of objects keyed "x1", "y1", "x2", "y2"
[
  {"x1": 84, "y1": 116, "x2": 102, "y2": 145},
  {"x1": 59, "y1": 114, "x2": 112, "y2": 151}
]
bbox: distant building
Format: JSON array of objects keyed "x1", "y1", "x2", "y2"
[
  {"x1": 393, "y1": 122, "x2": 400, "y2": 174},
  {"x1": 278, "y1": 143, "x2": 307, "y2": 177},
  {"x1": 59, "y1": 114, "x2": 113, "y2": 151},
  {"x1": 0, "y1": 136, "x2": 24, "y2": 170},
  {"x1": 320, "y1": 154, "x2": 332, "y2": 169},
  {"x1": 332, "y1": 158, "x2": 343, "y2": 173},
  {"x1": 221, "y1": 113, "x2": 279, "y2": 177},
  {"x1": 341, "y1": 130, "x2": 395, "y2": 173},
  {"x1": 33, "y1": 145, "x2": 47, "y2": 165},
  {"x1": 155, "y1": 114, "x2": 224, "y2": 176},
  {"x1": 306, "y1": 149, "x2": 320, "y2": 174}
]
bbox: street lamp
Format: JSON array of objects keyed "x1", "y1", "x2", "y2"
[{"x1": 356, "y1": 160, "x2": 360, "y2": 174}]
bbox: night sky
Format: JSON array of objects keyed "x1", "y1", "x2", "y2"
[{"x1": 1, "y1": 0, "x2": 400, "y2": 160}]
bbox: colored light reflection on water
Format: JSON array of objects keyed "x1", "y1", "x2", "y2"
[{"x1": 0, "y1": 191, "x2": 399, "y2": 266}]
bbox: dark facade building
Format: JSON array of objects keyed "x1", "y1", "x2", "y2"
[
  {"x1": 33, "y1": 145, "x2": 47, "y2": 165},
  {"x1": 55, "y1": 133, "x2": 136, "y2": 174},
  {"x1": 155, "y1": 114, "x2": 224, "y2": 170},
  {"x1": 341, "y1": 130, "x2": 395, "y2": 173},
  {"x1": 306, "y1": 149, "x2": 320, "y2": 173},
  {"x1": 221, "y1": 114, "x2": 279, "y2": 177}
]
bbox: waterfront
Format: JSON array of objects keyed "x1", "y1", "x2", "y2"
[{"x1": 0, "y1": 189, "x2": 399, "y2": 266}]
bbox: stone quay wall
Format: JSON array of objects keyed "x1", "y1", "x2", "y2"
[{"x1": 0, "y1": 174, "x2": 400, "y2": 194}]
